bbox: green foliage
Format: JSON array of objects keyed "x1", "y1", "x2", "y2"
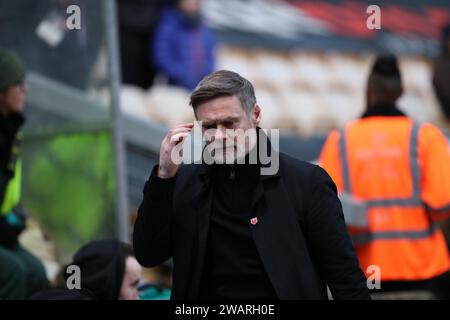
[{"x1": 22, "y1": 131, "x2": 117, "y2": 262}]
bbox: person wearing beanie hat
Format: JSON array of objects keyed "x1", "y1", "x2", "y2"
[
  {"x1": 320, "y1": 54, "x2": 450, "y2": 298},
  {"x1": 0, "y1": 50, "x2": 26, "y2": 94},
  {"x1": 0, "y1": 49, "x2": 49, "y2": 299},
  {"x1": 432, "y1": 23, "x2": 450, "y2": 121},
  {"x1": 365, "y1": 54, "x2": 404, "y2": 113},
  {"x1": 31, "y1": 239, "x2": 142, "y2": 300}
]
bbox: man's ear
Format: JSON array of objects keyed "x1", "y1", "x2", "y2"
[{"x1": 252, "y1": 104, "x2": 261, "y2": 127}]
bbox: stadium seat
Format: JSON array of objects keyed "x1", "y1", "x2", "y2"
[
  {"x1": 282, "y1": 90, "x2": 337, "y2": 135},
  {"x1": 146, "y1": 85, "x2": 194, "y2": 128},
  {"x1": 120, "y1": 85, "x2": 148, "y2": 119}
]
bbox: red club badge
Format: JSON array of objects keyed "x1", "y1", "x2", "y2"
[{"x1": 250, "y1": 217, "x2": 258, "y2": 225}]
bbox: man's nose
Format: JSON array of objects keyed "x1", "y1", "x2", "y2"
[{"x1": 214, "y1": 126, "x2": 228, "y2": 141}]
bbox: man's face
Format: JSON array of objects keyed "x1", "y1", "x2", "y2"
[
  {"x1": 119, "y1": 256, "x2": 142, "y2": 300},
  {"x1": 0, "y1": 83, "x2": 27, "y2": 114},
  {"x1": 195, "y1": 95, "x2": 261, "y2": 164},
  {"x1": 178, "y1": 0, "x2": 201, "y2": 14}
]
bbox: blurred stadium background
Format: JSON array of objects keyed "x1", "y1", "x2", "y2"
[{"x1": 1, "y1": 0, "x2": 449, "y2": 287}]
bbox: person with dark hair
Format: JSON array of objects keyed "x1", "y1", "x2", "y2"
[
  {"x1": 152, "y1": 0, "x2": 216, "y2": 91},
  {"x1": 433, "y1": 24, "x2": 450, "y2": 121},
  {"x1": 367, "y1": 55, "x2": 403, "y2": 108},
  {"x1": 32, "y1": 239, "x2": 142, "y2": 300},
  {"x1": 118, "y1": 0, "x2": 167, "y2": 89},
  {"x1": 0, "y1": 48, "x2": 49, "y2": 299},
  {"x1": 320, "y1": 55, "x2": 450, "y2": 297},
  {"x1": 134, "y1": 70, "x2": 370, "y2": 300}
]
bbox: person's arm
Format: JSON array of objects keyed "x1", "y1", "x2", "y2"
[
  {"x1": 318, "y1": 130, "x2": 343, "y2": 191},
  {"x1": 0, "y1": 210, "x2": 24, "y2": 247},
  {"x1": 0, "y1": 113, "x2": 24, "y2": 175},
  {"x1": 133, "y1": 123, "x2": 194, "y2": 267},
  {"x1": 133, "y1": 165, "x2": 175, "y2": 267},
  {"x1": 0, "y1": 114, "x2": 26, "y2": 247},
  {"x1": 305, "y1": 166, "x2": 371, "y2": 300}
]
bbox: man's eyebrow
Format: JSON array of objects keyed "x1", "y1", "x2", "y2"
[
  {"x1": 202, "y1": 121, "x2": 215, "y2": 126},
  {"x1": 202, "y1": 117, "x2": 239, "y2": 125},
  {"x1": 220, "y1": 116, "x2": 239, "y2": 122}
]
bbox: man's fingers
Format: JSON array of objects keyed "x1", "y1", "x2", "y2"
[
  {"x1": 170, "y1": 132, "x2": 190, "y2": 144},
  {"x1": 170, "y1": 127, "x2": 193, "y2": 135},
  {"x1": 165, "y1": 127, "x2": 192, "y2": 143},
  {"x1": 173, "y1": 123, "x2": 194, "y2": 129},
  {"x1": 162, "y1": 123, "x2": 194, "y2": 146}
]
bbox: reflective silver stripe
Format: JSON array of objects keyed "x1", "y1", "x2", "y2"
[
  {"x1": 339, "y1": 192, "x2": 369, "y2": 227},
  {"x1": 410, "y1": 122, "x2": 421, "y2": 200},
  {"x1": 339, "y1": 122, "x2": 423, "y2": 208},
  {"x1": 351, "y1": 224, "x2": 440, "y2": 246},
  {"x1": 366, "y1": 197, "x2": 423, "y2": 208},
  {"x1": 339, "y1": 128, "x2": 351, "y2": 193}
]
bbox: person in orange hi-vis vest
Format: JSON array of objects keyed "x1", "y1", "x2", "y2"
[{"x1": 319, "y1": 55, "x2": 450, "y2": 295}]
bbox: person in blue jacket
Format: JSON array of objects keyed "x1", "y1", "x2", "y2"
[{"x1": 152, "y1": 0, "x2": 216, "y2": 91}]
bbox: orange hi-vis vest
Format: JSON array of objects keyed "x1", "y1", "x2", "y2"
[{"x1": 319, "y1": 116, "x2": 450, "y2": 281}]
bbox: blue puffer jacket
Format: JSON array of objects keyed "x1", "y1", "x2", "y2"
[{"x1": 152, "y1": 9, "x2": 216, "y2": 91}]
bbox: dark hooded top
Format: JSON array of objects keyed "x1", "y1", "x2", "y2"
[{"x1": 31, "y1": 239, "x2": 132, "y2": 300}]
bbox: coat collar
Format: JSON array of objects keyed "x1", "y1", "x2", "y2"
[{"x1": 361, "y1": 104, "x2": 406, "y2": 119}]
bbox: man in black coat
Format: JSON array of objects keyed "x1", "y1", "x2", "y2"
[{"x1": 133, "y1": 70, "x2": 370, "y2": 300}]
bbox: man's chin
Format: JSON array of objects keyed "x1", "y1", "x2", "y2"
[
  {"x1": 213, "y1": 155, "x2": 236, "y2": 165},
  {"x1": 212, "y1": 148, "x2": 237, "y2": 164}
]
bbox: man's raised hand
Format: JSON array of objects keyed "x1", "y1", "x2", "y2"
[{"x1": 157, "y1": 123, "x2": 194, "y2": 179}]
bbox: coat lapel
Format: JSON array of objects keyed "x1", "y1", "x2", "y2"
[
  {"x1": 249, "y1": 173, "x2": 312, "y2": 299},
  {"x1": 188, "y1": 164, "x2": 214, "y2": 298}
]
